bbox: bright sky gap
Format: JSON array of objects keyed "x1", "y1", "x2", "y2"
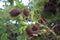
[{"x1": 0, "y1": 0, "x2": 30, "y2": 9}]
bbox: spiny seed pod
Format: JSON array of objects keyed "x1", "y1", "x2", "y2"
[
  {"x1": 26, "y1": 28, "x2": 33, "y2": 36},
  {"x1": 32, "y1": 23, "x2": 39, "y2": 31},
  {"x1": 9, "y1": 8, "x2": 21, "y2": 17},
  {"x1": 23, "y1": 8, "x2": 29, "y2": 16}
]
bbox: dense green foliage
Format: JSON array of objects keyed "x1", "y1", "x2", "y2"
[{"x1": 0, "y1": 0, "x2": 60, "y2": 40}]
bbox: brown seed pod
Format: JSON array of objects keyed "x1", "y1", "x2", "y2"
[
  {"x1": 23, "y1": 8, "x2": 29, "y2": 16},
  {"x1": 26, "y1": 28, "x2": 33, "y2": 36},
  {"x1": 32, "y1": 23, "x2": 39, "y2": 31},
  {"x1": 9, "y1": 8, "x2": 21, "y2": 17}
]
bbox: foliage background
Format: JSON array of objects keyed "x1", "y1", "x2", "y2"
[{"x1": 0, "y1": 0, "x2": 60, "y2": 40}]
